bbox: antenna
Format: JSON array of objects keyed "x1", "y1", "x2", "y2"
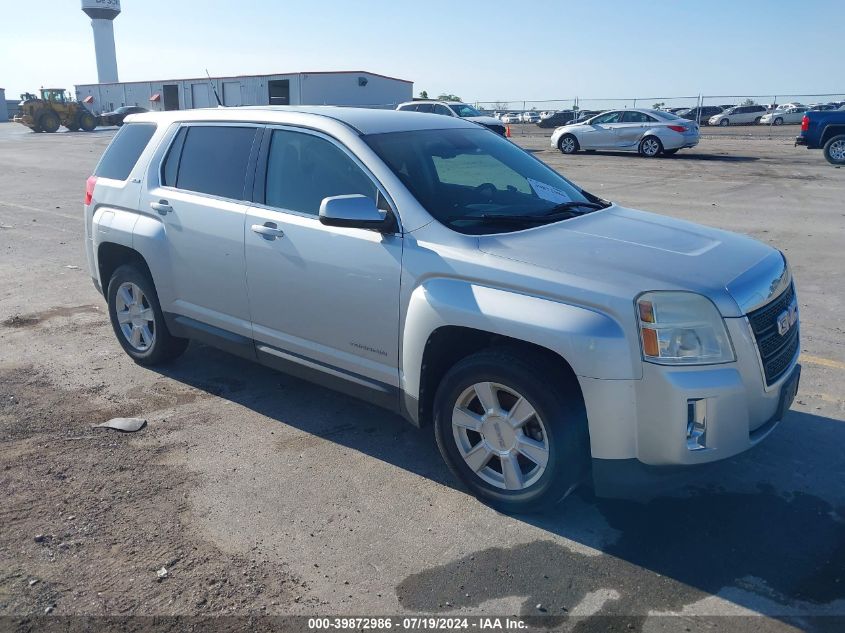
[{"x1": 206, "y1": 69, "x2": 223, "y2": 107}]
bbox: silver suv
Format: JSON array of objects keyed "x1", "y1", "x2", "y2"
[{"x1": 84, "y1": 107, "x2": 800, "y2": 512}]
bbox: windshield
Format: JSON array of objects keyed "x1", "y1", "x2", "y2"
[
  {"x1": 363, "y1": 128, "x2": 605, "y2": 235},
  {"x1": 449, "y1": 104, "x2": 482, "y2": 118}
]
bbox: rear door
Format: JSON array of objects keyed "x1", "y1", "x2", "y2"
[
  {"x1": 244, "y1": 127, "x2": 402, "y2": 396},
  {"x1": 140, "y1": 123, "x2": 260, "y2": 338},
  {"x1": 617, "y1": 110, "x2": 654, "y2": 148}
]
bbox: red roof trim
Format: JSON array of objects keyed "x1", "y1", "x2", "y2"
[
  {"x1": 149, "y1": 93, "x2": 161, "y2": 102},
  {"x1": 75, "y1": 70, "x2": 413, "y2": 87},
  {"x1": 83, "y1": 95, "x2": 94, "y2": 103}
]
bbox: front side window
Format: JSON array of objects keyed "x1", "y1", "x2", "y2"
[
  {"x1": 169, "y1": 125, "x2": 257, "y2": 199},
  {"x1": 591, "y1": 111, "x2": 623, "y2": 124},
  {"x1": 416, "y1": 104, "x2": 434, "y2": 113},
  {"x1": 433, "y1": 104, "x2": 453, "y2": 116},
  {"x1": 449, "y1": 104, "x2": 482, "y2": 118},
  {"x1": 364, "y1": 128, "x2": 604, "y2": 235},
  {"x1": 265, "y1": 129, "x2": 377, "y2": 216}
]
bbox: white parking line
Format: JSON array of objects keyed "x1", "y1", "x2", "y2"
[{"x1": 0, "y1": 200, "x2": 79, "y2": 222}]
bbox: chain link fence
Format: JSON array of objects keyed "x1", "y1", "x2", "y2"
[{"x1": 474, "y1": 94, "x2": 845, "y2": 135}]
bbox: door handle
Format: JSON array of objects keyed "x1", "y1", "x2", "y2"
[
  {"x1": 150, "y1": 200, "x2": 173, "y2": 215},
  {"x1": 251, "y1": 222, "x2": 285, "y2": 240}
]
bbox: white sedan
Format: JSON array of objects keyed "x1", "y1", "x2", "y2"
[
  {"x1": 521, "y1": 111, "x2": 541, "y2": 123},
  {"x1": 759, "y1": 107, "x2": 807, "y2": 125},
  {"x1": 550, "y1": 109, "x2": 700, "y2": 157},
  {"x1": 500, "y1": 113, "x2": 522, "y2": 124}
]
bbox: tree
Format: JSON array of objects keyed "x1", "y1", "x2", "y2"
[
  {"x1": 418, "y1": 90, "x2": 428, "y2": 99},
  {"x1": 437, "y1": 93, "x2": 462, "y2": 102},
  {"x1": 653, "y1": 102, "x2": 665, "y2": 110},
  {"x1": 741, "y1": 98, "x2": 756, "y2": 106}
]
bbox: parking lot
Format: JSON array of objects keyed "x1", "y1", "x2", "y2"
[{"x1": 0, "y1": 121, "x2": 843, "y2": 630}]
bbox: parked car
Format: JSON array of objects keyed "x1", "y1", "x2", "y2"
[
  {"x1": 679, "y1": 106, "x2": 723, "y2": 125},
  {"x1": 708, "y1": 105, "x2": 768, "y2": 126},
  {"x1": 779, "y1": 102, "x2": 806, "y2": 111},
  {"x1": 795, "y1": 109, "x2": 845, "y2": 164},
  {"x1": 85, "y1": 107, "x2": 800, "y2": 511},
  {"x1": 539, "y1": 111, "x2": 558, "y2": 120},
  {"x1": 808, "y1": 104, "x2": 837, "y2": 112},
  {"x1": 100, "y1": 105, "x2": 149, "y2": 127},
  {"x1": 537, "y1": 110, "x2": 577, "y2": 129},
  {"x1": 521, "y1": 111, "x2": 541, "y2": 124},
  {"x1": 759, "y1": 107, "x2": 806, "y2": 126},
  {"x1": 571, "y1": 110, "x2": 602, "y2": 123},
  {"x1": 667, "y1": 107, "x2": 690, "y2": 114},
  {"x1": 500, "y1": 112, "x2": 522, "y2": 124},
  {"x1": 551, "y1": 109, "x2": 699, "y2": 157},
  {"x1": 396, "y1": 100, "x2": 506, "y2": 135}
]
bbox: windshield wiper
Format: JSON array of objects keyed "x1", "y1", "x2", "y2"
[
  {"x1": 452, "y1": 211, "x2": 578, "y2": 225},
  {"x1": 542, "y1": 200, "x2": 607, "y2": 215}
]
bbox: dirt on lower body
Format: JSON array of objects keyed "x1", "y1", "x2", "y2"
[{"x1": 0, "y1": 365, "x2": 300, "y2": 618}]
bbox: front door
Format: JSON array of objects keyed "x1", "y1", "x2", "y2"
[
  {"x1": 244, "y1": 127, "x2": 402, "y2": 394},
  {"x1": 579, "y1": 110, "x2": 623, "y2": 149}
]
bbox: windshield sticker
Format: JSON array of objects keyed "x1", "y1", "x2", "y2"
[{"x1": 527, "y1": 178, "x2": 572, "y2": 204}]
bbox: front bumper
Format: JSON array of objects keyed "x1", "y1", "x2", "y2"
[{"x1": 579, "y1": 317, "x2": 800, "y2": 468}]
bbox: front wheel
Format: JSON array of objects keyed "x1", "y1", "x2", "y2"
[
  {"x1": 107, "y1": 264, "x2": 189, "y2": 365},
  {"x1": 80, "y1": 112, "x2": 97, "y2": 132},
  {"x1": 773, "y1": 117, "x2": 783, "y2": 126},
  {"x1": 639, "y1": 136, "x2": 663, "y2": 157},
  {"x1": 719, "y1": 118, "x2": 730, "y2": 127},
  {"x1": 754, "y1": 116, "x2": 762, "y2": 124},
  {"x1": 558, "y1": 134, "x2": 579, "y2": 154},
  {"x1": 823, "y1": 134, "x2": 845, "y2": 165},
  {"x1": 433, "y1": 349, "x2": 589, "y2": 513},
  {"x1": 39, "y1": 111, "x2": 60, "y2": 133}
]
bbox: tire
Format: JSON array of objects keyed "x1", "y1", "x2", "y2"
[
  {"x1": 433, "y1": 348, "x2": 590, "y2": 513},
  {"x1": 719, "y1": 118, "x2": 729, "y2": 127},
  {"x1": 639, "y1": 136, "x2": 663, "y2": 157},
  {"x1": 773, "y1": 117, "x2": 783, "y2": 126},
  {"x1": 754, "y1": 116, "x2": 762, "y2": 124},
  {"x1": 107, "y1": 264, "x2": 189, "y2": 366},
  {"x1": 823, "y1": 134, "x2": 845, "y2": 165},
  {"x1": 558, "y1": 134, "x2": 579, "y2": 154},
  {"x1": 39, "y1": 111, "x2": 60, "y2": 133},
  {"x1": 79, "y1": 112, "x2": 97, "y2": 132},
  {"x1": 663, "y1": 148, "x2": 680, "y2": 156}
]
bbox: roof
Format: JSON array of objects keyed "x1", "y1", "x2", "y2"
[
  {"x1": 398, "y1": 100, "x2": 469, "y2": 106},
  {"x1": 127, "y1": 105, "x2": 478, "y2": 135},
  {"x1": 75, "y1": 70, "x2": 412, "y2": 88}
]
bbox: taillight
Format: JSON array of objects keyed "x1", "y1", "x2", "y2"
[
  {"x1": 800, "y1": 115, "x2": 809, "y2": 132},
  {"x1": 668, "y1": 125, "x2": 688, "y2": 133},
  {"x1": 84, "y1": 175, "x2": 97, "y2": 205}
]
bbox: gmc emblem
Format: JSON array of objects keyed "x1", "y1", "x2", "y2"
[{"x1": 777, "y1": 300, "x2": 799, "y2": 336}]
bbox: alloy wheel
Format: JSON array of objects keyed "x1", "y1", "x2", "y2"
[
  {"x1": 828, "y1": 139, "x2": 845, "y2": 162},
  {"x1": 560, "y1": 136, "x2": 576, "y2": 153},
  {"x1": 641, "y1": 137, "x2": 661, "y2": 156},
  {"x1": 451, "y1": 382, "x2": 549, "y2": 491},
  {"x1": 115, "y1": 282, "x2": 156, "y2": 352}
]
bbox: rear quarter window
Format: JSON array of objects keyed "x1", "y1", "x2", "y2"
[{"x1": 95, "y1": 123, "x2": 156, "y2": 181}]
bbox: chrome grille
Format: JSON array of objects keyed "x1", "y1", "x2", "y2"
[{"x1": 747, "y1": 283, "x2": 799, "y2": 385}]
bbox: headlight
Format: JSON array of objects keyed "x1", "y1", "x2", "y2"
[{"x1": 636, "y1": 291, "x2": 735, "y2": 365}]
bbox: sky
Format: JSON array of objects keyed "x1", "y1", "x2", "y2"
[{"x1": 1, "y1": 0, "x2": 843, "y2": 106}]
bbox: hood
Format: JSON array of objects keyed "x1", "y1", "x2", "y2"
[
  {"x1": 466, "y1": 115, "x2": 506, "y2": 127},
  {"x1": 477, "y1": 205, "x2": 779, "y2": 317}
]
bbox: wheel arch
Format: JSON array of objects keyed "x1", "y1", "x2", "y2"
[
  {"x1": 97, "y1": 242, "x2": 153, "y2": 293},
  {"x1": 401, "y1": 279, "x2": 636, "y2": 426},
  {"x1": 820, "y1": 124, "x2": 845, "y2": 146}
]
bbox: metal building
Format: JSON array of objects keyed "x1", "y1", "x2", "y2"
[
  {"x1": 74, "y1": 70, "x2": 413, "y2": 115},
  {"x1": 0, "y1": 88, "x2": 7, "y2": 121}
]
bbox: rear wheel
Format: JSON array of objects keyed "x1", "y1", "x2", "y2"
[
  {"x1": 79, "y1": 111, "x2": 97, "y2": 132},
  {"x1": 107, "y1": 264, "x2": 189, "y2": 365},
  {"x1": 639, "y1": 136, "x2": 663, "y2": 157},
  {"x1": 433, "y1": 348, "x2": 589, "y2": 513},
  {"x1": 754, "y1": 116, "x2": 762, "y2": 124},
  {"x1": 39, "y1": 111, "x2": 60, "y2": 133},
  {"x1": 823, "y1": 135, "x2": 845, "y2": 165},
  {"x1": 558, "y1": 134, "x2": 579, "y2": 154},
  {"x1": 719, "y1": 118, "x2": 730, "y2": 127}
]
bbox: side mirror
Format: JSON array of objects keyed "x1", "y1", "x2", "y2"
[{"x1": 319, "y1": 194, "x2": 392, "y2": 232}]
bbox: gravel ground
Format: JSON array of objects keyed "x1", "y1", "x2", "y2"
[{"x1": 0, "y1": 121, "x2": 842, "y2": 631}]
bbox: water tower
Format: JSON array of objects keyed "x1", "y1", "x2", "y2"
[{"x1": 81, "y1": 0, "x2": 121, "y2": 84}]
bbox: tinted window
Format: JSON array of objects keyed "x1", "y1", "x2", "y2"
[
  {"x1": 416, "y1": 104, "x2": 434, "y2": 113},
  {"x1": 398, "y1": 104, "x2": 417, "y2": 112},
  {"x1": 161, "y1": 127, "x2": 187, "y2": 187},
  {"x1": 433, "y1": 104, "x2": 453, "y2": 116},
  {"x1": 265, "y1": 130, "x2": 377, "y2": 216},
  {"x1": 621, "y1": 111, "x2": 655, "y2": 123},
  {"x1": 174, "y1": 126, "x2": 257, "y2": 199},
  {"x1": 95, "y1": 123, "x2": 156, "y2": 181}
]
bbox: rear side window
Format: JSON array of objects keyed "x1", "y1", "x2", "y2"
[
  {"x1": 95, "y1": 123, "x2": 156, "y2": 181},
  {"x1": 167, "y1": 125, "x2": 257, "y2": 200}
]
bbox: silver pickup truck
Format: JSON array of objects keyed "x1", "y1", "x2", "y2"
[{"x1": 84, "y1": 107, "x2": 800, "y2": 512}]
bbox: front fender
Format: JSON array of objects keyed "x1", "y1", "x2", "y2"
[{"x1": 401, "y1": 278, "x2": 637, "y2": 400}]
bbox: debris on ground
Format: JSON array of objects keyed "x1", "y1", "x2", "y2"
[
  {"x1": 156, "y1": 567, "x2": 169, "y2": 581},
  {"x1": 94, "y1": 417, "x2": 147, "y2": 432}
]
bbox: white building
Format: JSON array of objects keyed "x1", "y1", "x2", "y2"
[
  {"x1": 74, "y1": 70, "x2": 413, "y2": 114},
  {"x1": 0, "y1": 88, "x2": 8, "y2": 121}
]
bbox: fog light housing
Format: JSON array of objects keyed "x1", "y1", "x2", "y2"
[{"x1": 687, "y1": 398, "x2": 707, "y2": 451}]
